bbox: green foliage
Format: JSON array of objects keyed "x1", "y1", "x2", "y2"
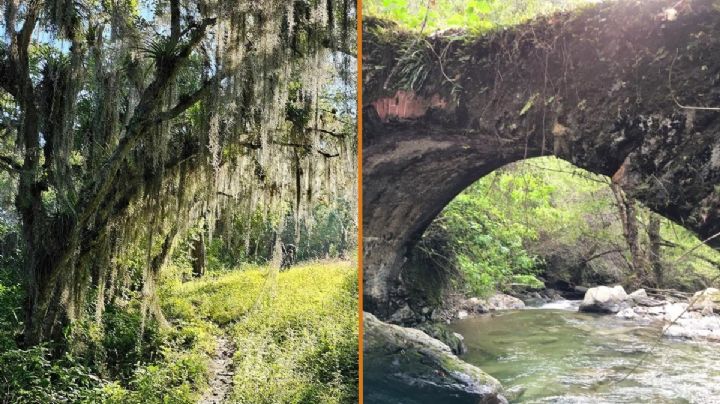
[
  {"x1": 0, "y1": 264, "x2": 212, "y2": 403},
  {"x1": 510, "y1": 274, "x2": 545, "y2": 289},
  {"x1": 0, "y1": 269, "x2": 22, "y2": 350},
  {"x1": 100, "y1": 306, "x2": 162, "y2": 381},
  {"x1": 421, "y1": 156, "x2": 720, "y2": 297},
  {"x1": 0, "y1": 261, "x2": 357, "y2": 403},
  {"x1": 656, "y1": 217, "x2": 720, "y2": 288},
  {"x1": 282, "y1": 200, "x2": 356, "y2": 262},
  {"x1": 364, "y1": 0, "x2": 595, "y2": 33},
  {"x1": 96, "y1": 350, "x2": 208, "y2": 404},
  {"x1": 426, "y1": 164, "x2": 557, "y2": 295},
  {"x1": 0, "y1": 346, "x2": 101, "y2": 403},
  {"x1": 190, "y1": 199, "x2": 356, "y2": 271}
]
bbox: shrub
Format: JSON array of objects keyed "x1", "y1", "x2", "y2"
[
  {"x1": 0, "y1": 346, "x2": 101, "y2": 403},
  {"x1": 101, "y1": 305, "x2": 162, "y2": 381},
  {"x1": 0, "y1": 281, "x2": 22, "y2": 351}
]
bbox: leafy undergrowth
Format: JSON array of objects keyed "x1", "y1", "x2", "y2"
[
  {"x1": 162, "y1": 260, "x2": 359, "y2": 404},
  {"x1": 0, "y1": 292, "x2": 211, "y2": 403},
  {"x1": 0, "y1": 260, "x2": 357, "y2": 403}
]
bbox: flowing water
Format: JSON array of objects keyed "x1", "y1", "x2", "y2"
[{"x1": 449, "y1": 302, "x2": 720, "y2": 403}]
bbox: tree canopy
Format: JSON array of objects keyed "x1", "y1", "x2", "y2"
[{"x1": 0, "y1": 0, "x2": 356, "y2": 345}]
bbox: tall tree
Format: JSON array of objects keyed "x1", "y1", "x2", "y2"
[{"x1": 0, "y1": 0, "x2": 356, "y2": 345}]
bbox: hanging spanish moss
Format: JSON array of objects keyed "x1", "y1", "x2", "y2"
[{"x1": 0, "y1": 0, "x2": 357, "y2": 348}]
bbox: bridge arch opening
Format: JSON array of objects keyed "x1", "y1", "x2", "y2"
[
  {"x1": 362, "y1": 0, "x2": 720, "y2": 316},
  {"x1": 389, "y1": 155, "x2": 720, "y2": 321}
]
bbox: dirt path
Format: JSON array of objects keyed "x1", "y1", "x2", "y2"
[{"x1": 199, "y1": 335, "x2": 236, "y2": 404}]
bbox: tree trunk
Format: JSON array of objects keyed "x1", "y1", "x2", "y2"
[
  {"x1": 647, "y1": 215, "x2": 663, "y2": 287},
  {"x1": 145, "y1": 229, "x2": 177, "y2": 330},
  {"x1": 191, "y1": 233, "x2": 206, "y2": 278},
  {"x1": 611, "y1": 184, "x2": 646, "y2": 285},
  {"x1": 24, "y1": 258, "x2": 66, "y2": 346}
]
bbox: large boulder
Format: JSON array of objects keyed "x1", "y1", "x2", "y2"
[
  {"x1": 463, "y1": 297, "x2": 490, "y2": 314},
  {"x1": 364, "y1": 312, "x2": 507, "y2": 404},
  {"x1": 579, "y1": 285, "x2": 628, "y2": 313},
  {"x1": 416, "y1": 322, "x2": 467, "y2": 355},
  {"x1": 689, "y1": 288, "x2": 720, "y2": 315},
  {"x1": 484, "y1": 293, "x2": 526, "y2": 311},
  {"x1": 461, "y1": 293, "x2": 525, "y2": 316},
  {"x1": 627, "y1": 288, "x2": 665, "y2": 307},
  {"x1": 628, "y1": 289, "x2": 647, "y2": 299}
]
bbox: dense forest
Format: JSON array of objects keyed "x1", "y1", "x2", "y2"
[{"x1": 0, "y1": 0, "x2": 358, "y2": 402}]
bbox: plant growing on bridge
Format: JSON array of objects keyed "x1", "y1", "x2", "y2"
[{"x1": 364, "y1": 0, "x2": 596, "y2": 33}]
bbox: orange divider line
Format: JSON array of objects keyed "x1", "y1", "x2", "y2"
[{"x1": 356, "y1": 0, "x2": 364, "y2": 402}]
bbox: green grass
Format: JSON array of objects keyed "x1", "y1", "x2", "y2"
[
  {"x1": 364, "y1": 0, "x2": 598, "y2": 34},
  {"x1": 0, "y1": 260, "x2": 357, "y2": 403},
  {"x1": 162, "y1": 260, "x2": 359, "y2": 404}
]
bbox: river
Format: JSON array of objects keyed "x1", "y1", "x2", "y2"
[{"x1": 449, "y1": 302, "x2": 720, "y2": 403}]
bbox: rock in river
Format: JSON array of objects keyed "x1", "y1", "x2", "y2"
[
  {"x1": 579, "y1": 285, "x2": 628, "y2": 313},
  {"x1": 628, "y1": 288, "x2": 647, "y2": 299},
  {"x1": 689, "y1": 288, "x2": 720, "y2": 315},
  {"x1": 611, "y1": 288, "x2": 720, "y2": 343},
  {"x1": 416, "y1": 322, "x2": 468, "y2": 355},
  {"x1": 461, "y1": 293, "x2": 525, "y2": 317},
  {"x1": 364, "y1": 312, "x2": 508, "y2": 404},
  {"x1": 664, "y1": 315, "x2": 720, "y2": 342},
  {"x1": 485, "y1": 293, "x2": 526, "y2": 311}
]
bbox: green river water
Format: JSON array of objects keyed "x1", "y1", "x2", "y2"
[{"x1": 449, "y1": 302, "x2": 720, "y2": 403}]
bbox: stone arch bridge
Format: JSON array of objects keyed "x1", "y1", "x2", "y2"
[{"x1": 362, "y1": 0, "x2": 720, "y2": 316}]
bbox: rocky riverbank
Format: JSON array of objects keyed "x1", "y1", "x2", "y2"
[
  {"x1": 363, "y1": 312, "x2": 508, "y2": 404},
  {"x1": 367, "y1": 285, "x2": 720, "y2": 402},
  {"x1": 421, "y1": 285, "x2": 720, "y2": 343},
  {"x1": 577, "y1": 286, "x2": 720, "y2": 343}
]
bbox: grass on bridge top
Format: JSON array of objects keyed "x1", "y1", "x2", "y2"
[{"x1": 364, "y1": 0, "x2": 601, "y2": 34}]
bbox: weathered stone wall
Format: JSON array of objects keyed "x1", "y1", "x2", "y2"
[{"x1": 363, "y1": 0, "x2": 720, "y2": 315}]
